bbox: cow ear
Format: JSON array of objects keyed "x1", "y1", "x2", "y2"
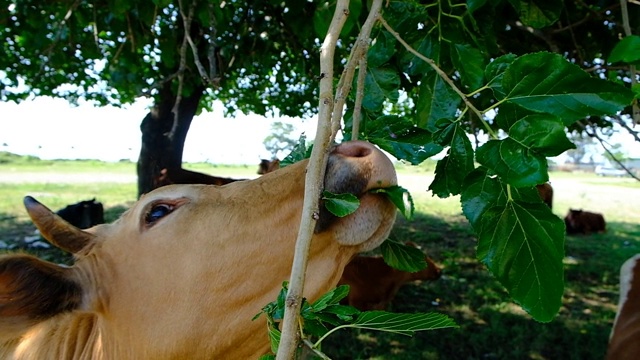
[
  {"x1": 0, "y1": 255, "x2": 81, "y2": 322},
  {"x1": 23, "y1": 196, "x2": 96, "y2": 254}
]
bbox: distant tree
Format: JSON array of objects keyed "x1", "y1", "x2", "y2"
[
  {"x1": 565, "y1": 132, "x2": 598, "y2": 164},
  {"x1": 263, "y1": 122, "x2": 297, "y2": 159},
  {"x1": 603, "y1": 143, "x2": 628, "y2": 165}
]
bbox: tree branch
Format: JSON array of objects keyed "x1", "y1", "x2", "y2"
[
  {"x1": 333, "y1": 0, "x2": 382, "y2": 140},
  {"x1": 578, "y1": 121, "x2": 640, "y2": 181},
  {"x1": 378, "y1": 16, "x2": 496, "y2": 139},
  {"x1": 275, "y1": 1, "x2": 350, "y2": 358},
  {"x1": 352, "y1": 57, "x2": 367, "y2": 141}
]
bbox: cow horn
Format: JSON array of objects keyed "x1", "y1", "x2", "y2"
[{"x1": 23, "y1": 196, "x2": 96, "y2": 254}]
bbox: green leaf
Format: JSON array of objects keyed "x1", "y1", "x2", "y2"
[
  {"x1": 508, "y1": 114, "x2": 576, "y2": 156},
  {"x1": 362, "y1": 67, "x2": 401, "y2": 112},
  {"x1": 267, "y1": 324, "x2": 281, "y2": 354},
  {"x1": 416, "y1": 72, "x2": 461, "y2": 129},
  {"x1": 467, "y1": 0, "x2": 489, "y2": 13},
  {"x1": 476, "y1": 139, "x2": 547, "y2": 187},
  {"x1": 507, "y1": 0, "x2": 561, "y2": 28},
  {"x1": 476, "y1": 114, "x2": 574, "y2": 187},
  {"x1": 351, "y1": 311, "x2": 458, "y2": 336},
  {"x1": 369, "y1": 30, "x2": 397, "y2": 68},
  {"x1": 451, "y1": 44, "x2": 486, "y2": 91},
  {"x1": 460, "y1": 167, "x2": 503, "y2": 230},
  {"x1": 609, "y1": 35, "x2": 640, "y2": 65},
  {"x1": 494, "y1": 102, "x2": 536, "y2": 130},
  {"x1": 461, "y1": 167, "x2": 554, "y2": 230},
  {"x1": 366, "y1": 115, "x2": 444, "y2": 165},
  {"x1": 400, "y1": 32, "x2": 440, "y2": 76},
  {"x1": 280, "y1": 134, "x2": 311, "y2": 167},
  {"x1": 430, "y1": 118, "x2": 458, "y2": 146},
  {"x1": 322, "y1": 191, "x2": 360, "y2": 217},
  {"x1": 322, "y1": 304, "x2": 360, "y2": 321},
  {"x1": 258, "y1": 354, "x2": 275, "y2": 360},
  {"x1": 500, "y1": 52, "x2": 635, "y2": 124},
  {"x1": 370, "y1": 185, "x2": 414, "y2": 220},
  {"x1": 380, "y1": 239, "x2": 427, "y2": 272},
  {"x1": 477, "y1": 202, "x2": 565, "y2": 322},
  {"x1": 311, "y1": 285, "x2": 350, "y2": 312},
  {"x1": 485, "y1": 54, "x2": 518, "y2": 99},
  {"x1": 428, "y1": 126, "x2": 475, "y2": 198}
]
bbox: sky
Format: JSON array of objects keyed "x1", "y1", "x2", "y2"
[{"x1": 0, "y1": 97, "x2": 317, "y2": 164}]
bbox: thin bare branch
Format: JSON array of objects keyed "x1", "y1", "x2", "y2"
[
  {"x1": 578, "y1": 121, "x2": 640, "y2": 181},
  {"x1": 171, "y1": 0, "x2": 194, "y2": 135},
  {"x1": 275, "y1": 0, "x2": 351, "y2": 358},
  {"x1": 613, "y1": 115, "x2": 640, "y2": 142},
  {"x1": 352, "y1": 57, "x2": 367, "y2": 141},
  {"x1": 378, "y1": 15, "x2": 496, "y2": 138}
]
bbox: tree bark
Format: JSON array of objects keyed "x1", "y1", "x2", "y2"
[{"x1": 136, "y1": 84, "x2": 205, "y2": 197}]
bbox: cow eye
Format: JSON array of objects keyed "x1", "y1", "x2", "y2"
[{"x1": 145, "y1": 203, "x2": 174, "y2": 225}]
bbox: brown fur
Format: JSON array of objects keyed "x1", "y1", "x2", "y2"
[
  {"x1": 0, "y1": 141, "x2": 397, "y2": 359},
  {"x1": 536, "y1": 183, "x2": 553, "y2": 209},
  {"x1": 154, "y1": 167, "x2": 241, "y2": 188},
  {"x1": 338, "y1": 246, "x2": 441, "y2": 311},
  {"x1": 607, "y1": 254, "x2": 640, "y2": 360},
  {"x1": 564, "y1": 209, "x2": 606, "y2": 235},
  {"x1": 258, "y1": 159, "x2": 281, "y2": 175}
]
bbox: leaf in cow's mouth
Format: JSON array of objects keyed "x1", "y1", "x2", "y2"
[
  {"x1": 370, "y1": 185, "x2": 414, "y2": 220},
  {"x1": 322, "y1": 191, "x2": 360, "y2": 217}
]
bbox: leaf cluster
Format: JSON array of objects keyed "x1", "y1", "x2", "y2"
[
  {"x1": 255, "y1": 282, "x2": 458, "y2": 359},
  {"x1": 338, "y1": 0, "x2": 636, "y2": 322}
]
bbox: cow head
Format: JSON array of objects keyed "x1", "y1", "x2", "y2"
[{"x1": 0, "y1": 141, "x2": 397, "y2": 359}]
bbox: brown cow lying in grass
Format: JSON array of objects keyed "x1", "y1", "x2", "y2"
[
  {"x1": 0, "y1": 141, "x2": 398, "y2": 359},
  {"x1": 154, "y1": 166, "x2": 240, "y2": 188},
  {"x1": 607, "y1": 254, "x2": 640, "y2": 360},
  {"x1": 258, "y1": 158, "x2": 281, "y2": 175},
  {"x1": 564, "y1": 209, "x2": 606, "y2": 235},
  {"x1": 338, "y1": 243, "x2": 442, "y2": 311},
  {"x1": 536, "y1": 182, "x2": 553, "y2": 209}
]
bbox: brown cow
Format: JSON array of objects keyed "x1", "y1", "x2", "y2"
[
  {"x1": 338, "y1": 243, "x2": 441, "y2": 311},
  {"x1": 536, "y1": 182, "x2": 553, "y2": 209},
  {"x1": 154, "y1": 167, "x2": 240, "y2": 188},
  {"x1": 258, "y1": 158, "x2": 281, "y2": 175},
  {"x1": 607, "y1": 254, "x2": 640, "y2": 360},
  {"x1": 0, "y1": 141, "x2": 398, "y2": 359},
  {"x1": 564, "y1": 209, "x2": 606, "y2": 235}
]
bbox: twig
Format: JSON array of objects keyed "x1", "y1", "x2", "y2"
[
  {"x1": 352, "y1": 57, "x2": 367, "y2": 141},
  {"x1": 331, "y1": 0, "x2": 383, "y2": 140},
  {"x1": 171, "y1": 0, "x2": 196, "y2": 135},
  {"x1": 578, "y1": 121, "x2": 640, "y2": 181},
  {"x1": 377, "y1": 16, "x2": 497, "y2": 139},
  {"x1": 613, "y1": 115, "x2": 640, "y2": 142},
  {"x1": 275, "y1": 1, "x2": 350, "y2": 358}
]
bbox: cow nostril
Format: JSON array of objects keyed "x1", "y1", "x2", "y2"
[{"x1": 334, "y1": 141, "x2": 374, "y2": 158}]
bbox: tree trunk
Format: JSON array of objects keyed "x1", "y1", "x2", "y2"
[{"x1": 136, "y1": 84, "x2": 205, "y2": 197}]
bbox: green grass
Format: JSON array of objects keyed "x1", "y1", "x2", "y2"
[{"x1": 1, "y1": 153, "x2": 639, "y2": 359}]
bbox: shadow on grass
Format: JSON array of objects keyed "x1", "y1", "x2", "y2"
[{"x1": 320, "y1": 213, "x2": 640, "y2": 360}]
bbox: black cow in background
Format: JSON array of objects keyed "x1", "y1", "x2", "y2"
[{"x1": 56, "y1": 198, "x2": 105, "y2": 229}]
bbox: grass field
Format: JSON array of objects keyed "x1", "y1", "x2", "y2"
[{"x1": 1, "y1": 152, "x2": 639, "y2": 359}]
